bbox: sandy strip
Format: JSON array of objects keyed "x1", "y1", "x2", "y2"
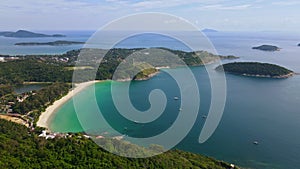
[
  {"x1": 37, "y1": 80, "x2": 102, "y2": 129},
  {"x1": 0, "y1": 114, "x2": 29, "y2": 127}
]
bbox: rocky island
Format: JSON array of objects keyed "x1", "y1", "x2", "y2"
[
  {"x1": 252, "y1": 45, "x2": 280, "y2": 51},
  {"x1": 216, "y1": 62, "x2": 294, "y2": 78},
  {"x1": 0, "y1": 30, "x2": 65, "y2": 38},
  {"x1": 15, "y1": 40, "x2": 84, "y2": 46}
]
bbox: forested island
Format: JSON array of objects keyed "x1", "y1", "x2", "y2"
[
  {"x1": 0, "y1": 30, "x2": 65, "y2": 38},
  {"x1": 252, "y1": 45, "x2": 280, "y2": 51},
  {"x1": 216, "y1": 62, "x2": 294, "y2": 78},
  {"x1": 15, "y1": 40, "x2": 84, "y2": 46}
]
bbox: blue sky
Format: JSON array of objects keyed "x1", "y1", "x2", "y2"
[{"x1": 1, "y1": 0, "x2": 300, "y2": 31}]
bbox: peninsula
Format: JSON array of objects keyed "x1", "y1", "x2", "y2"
[
  {"x1": 15, "y1": 40, "x2": 84, "y2": 46},
  {"x1": 0, "y1": 30, "x2": 65, "y2": 38},
  {"x1": 252, "y1": 45, "x2": 280, "y2": 51},
  {"x1": 216, "y1": 62, "x2": 294, "y2": 78}
]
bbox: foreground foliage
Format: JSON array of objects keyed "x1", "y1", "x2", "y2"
[{"x1": 0, "y1": 119, "x2": 235, "y2": 169}]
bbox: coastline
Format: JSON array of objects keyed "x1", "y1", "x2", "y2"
[
  {"x1": 235, "y1": 72, "x2": 294, "y2": 79},
  {"x1": 36, "y1": 80, "x2": 102, "y2": 129}
]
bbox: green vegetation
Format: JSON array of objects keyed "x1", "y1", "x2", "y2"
[
  {"x1": 0, "y1": 119, "x2": 237, "y2": 169},
  {"x1": 0, "y1": 48, "x2": 237, "y2": 84},
  {"x1": 252, "y1": 45, "x2": 280, "y2": 51},
  {"x1": 12, "y1": 83, "x2": 71, "y2": 117},
  {"x1": 134, "y1": 68, "x2": 158, "y2": 80},
  {"x1": 0, "y1": 83, "x2": 71, "y2": 126},
  {"x1": 0, "y1": 85, "x2": 13, "y2": 97},
  {"x1": 0, "y1": 59, "x2": 72, "y2": 84},
  {"x1": 216, "y1": 62, "x2": 293, "y2": 78},
  {"x1": 15, "y1": 40, "x2": 84, "y2": 46}
]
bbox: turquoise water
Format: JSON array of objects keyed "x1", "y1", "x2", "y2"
[{"x1": 50, "y1": 66, "x2": 300, "y2": 169}]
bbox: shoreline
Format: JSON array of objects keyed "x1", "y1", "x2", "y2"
[
  {"x1": 237, "y1": 72, "x2": 294, "y2": 79},
  {"x1": 36, "y1": 80, "x2": 102, "y2": 129}
]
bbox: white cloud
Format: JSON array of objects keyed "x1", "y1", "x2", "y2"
[
  {"x1": 0, "y1": 0, "x2": 299, "y2": 31},
  {"x1": 199, "y1": 4, "x2": 252, "y2": 10},
  {"x1": 272, "y1": 1, "x2": 300, "y2": 6}
]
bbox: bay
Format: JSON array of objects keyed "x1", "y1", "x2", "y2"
[{"x1": 35, "y1": 31, "x2": 300, "y2": 168}]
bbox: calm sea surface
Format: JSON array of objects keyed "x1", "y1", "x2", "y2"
[{"x1": 2, "y1": 31, "x2": 299, "y2": 169}]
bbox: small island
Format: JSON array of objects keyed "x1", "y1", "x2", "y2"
[
  {"x1": 216, "y1": 62, "x2": 294, "y2": 78},
  {"x1": 15, "y1": 40, "x2": 84, "y2": 46},
  {"x1": 202, "y1": 28, "x2": 218, "y2": 33},
  {"x1": 0, "y1": 30, "x2": 65, "y2": 38},
  {"x1": 252, "y1": 45, "x2": 280, "y2": 51}
]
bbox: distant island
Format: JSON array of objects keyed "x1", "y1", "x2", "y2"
[
  {"x1": 202, "y1": 28, "x2": 218, "y2": 33},
  {"x1": 15, "y1": 40, "x2": 84, "y2": 46},
  {"x1": 0, "y1": 30, "x2": 65, "y2": 38},
  {"x1": 252, "y1": 45, "x2": 280, "y2": 51},
  {"x1": 216, "y1": 62, "x2": 294, "y2": 78}
]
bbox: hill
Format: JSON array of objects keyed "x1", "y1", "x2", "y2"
[
  {"x1": 216, "y1": 62, "x2": 293, "y2": 78},
  {"x1": 15, "y1": 40, "x2": 84, "y2": 46},
  {"x1": 252, "y1": 45, "x2": 280, "y2": 51},
  {"x1": 0, "y1": 119, "x2": 237, "y2": 169},
  {"x1": 0, "y1": 30, "x2": 65, "y2": 38}
]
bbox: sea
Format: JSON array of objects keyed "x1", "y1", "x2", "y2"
[{"x1": 2, "y1": 30, "x2": 300, "y2": 169}]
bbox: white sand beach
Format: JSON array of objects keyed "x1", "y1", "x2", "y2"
[{"x1": 37, "y1": 80, "x2": 101, "y2": 129}]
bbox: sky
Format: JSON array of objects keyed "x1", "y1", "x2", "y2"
[{"x1": 1, "y1": 0, "x2": 300, "y2": 32}]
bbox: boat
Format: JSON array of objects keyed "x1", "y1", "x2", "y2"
[
  {"x1": 253, "y1": 141, "x2": 259, "y2": 145},
  {"x1": 174, "y1": 96, "x2": 179, "y2": 100}
]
